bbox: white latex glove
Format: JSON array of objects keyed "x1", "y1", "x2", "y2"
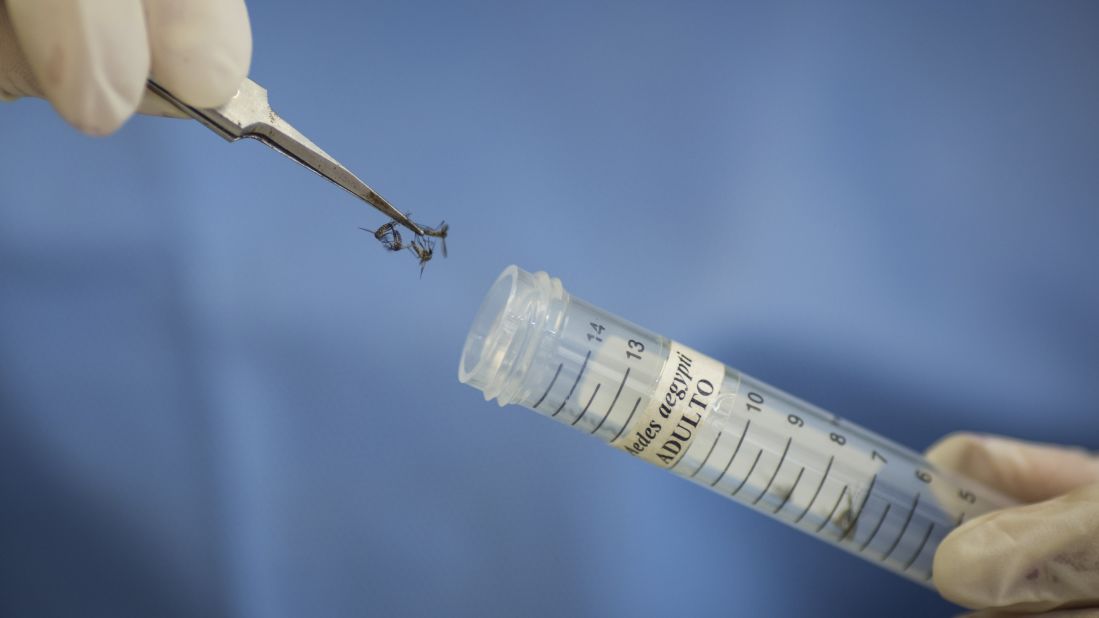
[
  {"x1": 927, "y1": 433, "x2": 1099, "y2": 616},
  {"x1": 0, "y1": 0, "x2": 251, "y2": 135}
]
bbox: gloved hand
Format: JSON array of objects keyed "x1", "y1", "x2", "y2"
[
  {"x1": 927, "y1": 433, "x2": 1099, "y2": 616},
  {"x1": 0, "y1": 0, "x2": 251, "y2": 135}
]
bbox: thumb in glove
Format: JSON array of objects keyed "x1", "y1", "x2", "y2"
[{"x1": 927, "y1": 433, "x2": 1099, "y2": 614}]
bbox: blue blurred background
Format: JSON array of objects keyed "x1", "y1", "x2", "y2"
[{"x1": 2, "y1": 1, "x2": 1098, "y2": 616}]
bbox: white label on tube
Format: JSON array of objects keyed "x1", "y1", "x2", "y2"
[{"x1": 611, "y1": 341, "x2": 725, "y2": 468}]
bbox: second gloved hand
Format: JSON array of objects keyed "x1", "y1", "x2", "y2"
[
  {"x1": 0, "y1": 0, "x2": 252, "y2": 135},
  {"x1": 928, "y1": 433, "x2": 1099, "y2": 615}
]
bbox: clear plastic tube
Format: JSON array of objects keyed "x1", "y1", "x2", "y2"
[{"x1": 458, "y1": 265, "x2": 1015, "y2": 586}]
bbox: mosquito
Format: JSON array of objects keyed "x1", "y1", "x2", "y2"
[
  {"x1": 359, "y1": 221, "x2": 404, "y2": 251},
  {"x1": 407, "y1": 234, "x2": 436, "y2": 277},
  {"x1": 423, "y1": 220, "x2": 448, "y2": 258},
  {"x1": 362, "y1": 217, "x2": 449, "y2": 276}
]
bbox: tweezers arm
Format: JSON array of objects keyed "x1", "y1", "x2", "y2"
[
  {"x1": 243, "y1": 111, "x2": 418, "y2": 232},
  {"x1": 146, "y1": 78, "x2": 252, "y2": 141},
  {"x1": 147, "y1": 78, "x2": 425, "y2": 235}
]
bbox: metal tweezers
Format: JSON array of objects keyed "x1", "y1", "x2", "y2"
[{"x1": 147, "y1": 78, "x2": 434, "y2": 238}]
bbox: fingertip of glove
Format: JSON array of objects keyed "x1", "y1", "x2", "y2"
[
  {"x1": 147, "y1": 0, "x2": 253, "y2": 109},
  {"x1": 152, "y1": 38, "x2": 251, "y2": 109},
  {"x1": 928, "y1": 433, "x2": 1099, "y2": 503},
  {"x1": 926, "y1": 432, "x2": 994, "y2": 479},
  {"x1": 46, "y1": 49, "x2": 146, "y2": 136},
  {"x1": 6, "y1": 0, "x2": 149, "y2": 136}
]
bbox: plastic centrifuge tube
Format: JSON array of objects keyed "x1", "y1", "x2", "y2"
[{"x1": 458, "y1": 265, "x2": 1015, "y2": 586}]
